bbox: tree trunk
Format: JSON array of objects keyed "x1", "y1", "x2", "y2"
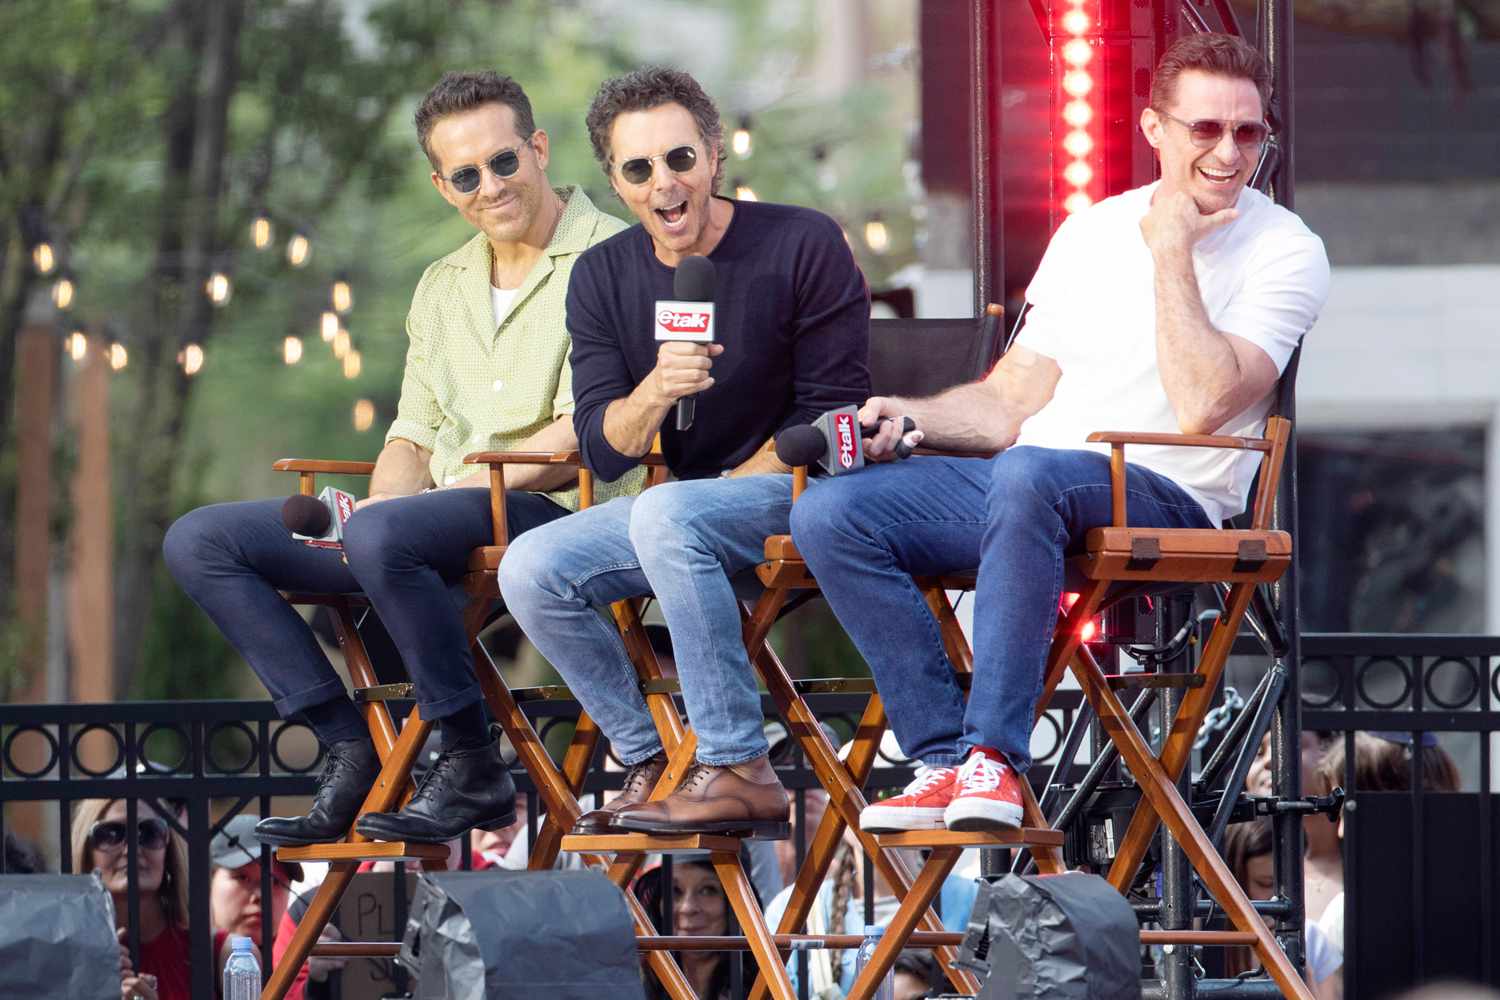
[{"x1": 113, "y1": 0, "x2": 243, "y2": 695}]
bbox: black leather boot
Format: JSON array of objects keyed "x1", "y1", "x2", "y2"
[
  {"x1": 354, "y1": 738, "x2": 515, "y2": 844},
  {"x1": 256, "y1": 738, "x2": 380, "y2": 846}
]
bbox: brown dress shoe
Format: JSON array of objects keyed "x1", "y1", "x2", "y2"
[
  {"x1": 570, "y1": 752, "x2": 670, "y2": 834},
  {"x1": 612, "y1": 757, "x2": 789, "y2": 834}
]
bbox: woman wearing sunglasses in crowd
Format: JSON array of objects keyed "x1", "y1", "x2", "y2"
[{"x1": 70, "y1": 798, "x2": 231, "y2": 1000}]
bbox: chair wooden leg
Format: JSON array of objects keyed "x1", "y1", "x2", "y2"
[
  {"x1": 329, "y1": 601, "x2": 401, "y2": 754},
  {"x1": 1104, "y1": 581, "x2": 1257, "y2": 888},
  {"x1": 923, "y1": 584, "x2": 973, "y2": 674},
  {"x1": 1072, "y1": 650, "x2": 1315, "y2": 1000},
  {"x1": 844, "y1": 846, "x2": 975, "y2": 1000},
  {"x1": 713, "y1": 849, "x2": 799, "y2": 1000},
  {"x1": 261, "y1": 862, "x2": 357, "y2": 1000}
]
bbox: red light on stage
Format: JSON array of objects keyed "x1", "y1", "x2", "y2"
[
  {"x1": 1081, "y1": 620, "x2": 1098, "y2": 642},
  {"x1": 1061, "y1": 9, "x2": 1091, "y2": 34},
  {"x1": 1053, "y1": 1, "x2": 1104, "y2": 219},
  {"x1": 1060, "y1": 591, "x2": 1103, "y2": 642}
]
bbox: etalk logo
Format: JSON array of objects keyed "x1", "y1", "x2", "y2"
[
  {"x1": 834, "y1": 412, "x2": 857, "y2": 469},
  {"x1": 334, "y1": 491, "x2": 356, "y2": 522},
  {"x1": 656, "y1": 309, "x2": 711, "y2": 335}
]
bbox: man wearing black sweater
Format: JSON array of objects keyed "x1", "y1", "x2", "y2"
[{"x1": 501, "y1": 67, "x2": 869, "y2": 833}]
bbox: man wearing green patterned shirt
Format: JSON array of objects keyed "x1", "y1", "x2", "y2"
[{"x1": 164, "y1": 72, "x2": 633, "y2": 846}]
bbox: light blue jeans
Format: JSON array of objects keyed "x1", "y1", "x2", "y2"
[{"x1": 499, "y1": 474, "x2": 794, "y2": 767}]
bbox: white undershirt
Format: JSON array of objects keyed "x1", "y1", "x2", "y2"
[{"x1": 490, "y1": 284, "x2": 519, "y2": 329}]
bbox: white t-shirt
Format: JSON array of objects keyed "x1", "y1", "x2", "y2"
[
  {"x1": 490, "y1": 284, "x2": 520, "y2": 328},
  {"x1": 1013, "y1": 182, "x2": 1330, "y2": 525}
]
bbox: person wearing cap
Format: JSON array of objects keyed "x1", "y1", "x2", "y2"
[{"x1": 209, "y1": 814, "x2": 303, "y2": 947}]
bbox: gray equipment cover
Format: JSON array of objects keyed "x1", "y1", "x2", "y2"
[
  {"x1": 0, "y1": 873, "x2": 121, "y2": 998},
  {"x1": 397, "y1": 869, "x2": 647, "y2": 1000},
  {"x1": 957, "y1": 872, "x2": 1141, "y2": 1000}
]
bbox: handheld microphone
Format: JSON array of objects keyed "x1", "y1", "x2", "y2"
[
  {"x1": 282, "y1": 487, "x2": 356, "y2": 548},
  {"x1": 774, "y1": 406, "x2": 919, "y2": 476},
  {"x1": 654, "y1": 255, "x2": 717, "y2": 432}
]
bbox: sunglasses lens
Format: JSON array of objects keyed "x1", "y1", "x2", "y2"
[
  {"x1": 1189, "y1": 121, "x2": 1225, "y2": 145},
  {"x1": 139, "y1": 820, "x2": 168, "y2": 849},
  {"x1": 620, "y1": 158, "x2": 652, "y2": 185},
  {"x1": 92, "y1": 821, "x2": 126, "y2": 848},
  {"x1": 1235, "y1": 123, "x2": 1268, "y2": 147},
  {"x1": 489, "y1": 150, "x2": 521, "y2": 179},
  {"x1": 449, "y1": 167, "x2": 481, "y2": 194},
  {"x1": 664, "y1": 146, "x2": 697, "y2": 173}
]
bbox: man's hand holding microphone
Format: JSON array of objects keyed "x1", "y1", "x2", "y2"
[{"x1": 856, "y1": 396, "x2": 925, "y2": 461}]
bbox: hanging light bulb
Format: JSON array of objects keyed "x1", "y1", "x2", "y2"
[
  {"x1": 65, "y1": 330, "x2": 88, "y2": 363},
  {"x1": 863, "y1": 214, "x2": 890, "y2": 255},
  {"x1": 108, "y1": 342, "x2": 128, "y2": 371},
  {"x1": 352, "y1": 398, "x2": 376, "y2": 432},
  {"x1": 179, "y1": 343, "x2": 204, "y2": 376},
  {"x1": 731, "y1": 116, "x2": 753, "y2": 158},
  {"x1": 812, "y1": 145, "x2": 837, "y2": 192},
  {"x1": 205, "y1": 270, "x2": 232, "y2": 306},
  {"x1": 332, "y1": 327, "x2": 351, "y2": 359},
  {"x1": 342, "y1": 349, "x2": 362, "y2": 379},
  {"x1": 52, "y1": 275, "x2": 76, "y2": 310},
  {"x1": 330, "y1": 276, "x2": 353, "y2": 315},
  {"x1": 320, "y1": 311, "x2": 339, "y2": 342},
  {"x1": 286, "y1": 232, "x2": 310, "y2": 268},
  {"x1": 733, "y1": 179, "x2": 758, "y2": 202},
  {"x1": 32, "y1": 242, "x2": 57, "y2": 275},
  {"x1": 283, "y1": 335, "x2": 303, "y2": 365},
  {"x1": 251, "y1": 214, "x2": 274, "y2": 250}
]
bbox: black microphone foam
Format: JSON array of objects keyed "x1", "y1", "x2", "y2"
[
  {"x1": 673, "y1": 254, "x2": 716, "y2": 301},
  {"x1": 774, "y1": 425, "x2": 829, "y2": 468},
  {"x1": 282, "y1": 493, "x2": 331, "y2": 536}
]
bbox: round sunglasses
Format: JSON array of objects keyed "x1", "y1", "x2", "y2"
[
  {"x1": 616, "y1": 144, "x2": 698, "y2": 186},
  {"x1": 90, "y1": 817, "x2": 170, "y2": 851},
  {"x1": 1156, "y1": 110, "x2": 1269, "y2": 150},
  {"x1": 442, "y1": 133, "x2": 534, "y2": 194}
]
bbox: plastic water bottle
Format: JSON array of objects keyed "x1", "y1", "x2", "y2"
[
  {"x1": 223, "y1": 935, "x2": 261, "y2": 1000},
  {"x1": 853, "y1": 924, "x2": 895, "y2": 1000}
]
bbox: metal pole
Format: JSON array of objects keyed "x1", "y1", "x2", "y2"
[
  {"x1": 971, "y1": 0, "x2": 999, "y2": 313},
  {"x1": 1158, "y1": 594, "x2": 1194, "y2": 1000}
]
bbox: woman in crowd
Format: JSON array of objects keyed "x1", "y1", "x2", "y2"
[{"x1": 633, "y1": 857, "x2": 758, "y2": 1000}]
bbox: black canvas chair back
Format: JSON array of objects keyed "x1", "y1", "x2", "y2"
[{"x1": 868, "y1": 304, "x2": 1004, "y2": 398}]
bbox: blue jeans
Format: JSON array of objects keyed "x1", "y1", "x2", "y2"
[
  {"x1": 790, "y1": 447, "x2": 1213, "y2": 772},
  {"x1": 163, "y1": 489, "x2": 568, "y2": 724},
  {"x1": 499, "y1": 474, "x2": 793, "y2": 767}
]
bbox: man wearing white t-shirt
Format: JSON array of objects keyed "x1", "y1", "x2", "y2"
[{"x1": 791, "y1": 33, "x2": 1330, "y2": 832}]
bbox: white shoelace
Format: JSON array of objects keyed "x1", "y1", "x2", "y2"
[
  {"x1": 900, "y1": 764, "x2": 955, "y2": 797},
  {"x1": 956, "y1": 754, "x2": 1004, "y2": 794}
]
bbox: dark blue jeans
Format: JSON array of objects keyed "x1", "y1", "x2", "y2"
[
  {"x1": 163, "y1": 488, "x2": 567, "y2": 725},
  {"x1": 790, "y1": 447, "x2": 1213, "y2": 773}
]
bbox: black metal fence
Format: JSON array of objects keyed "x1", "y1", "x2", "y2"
[{"x1": 3, "y1": 634, "x2": 1497, "y2": 998}]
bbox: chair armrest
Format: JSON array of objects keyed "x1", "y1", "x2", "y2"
[
  {"x1": 272, "y1": 459, "x2": 378, "y2": 475},
  {"x1": 461, "y1": 449, "x2": 584, "y2": 466},
  {"x1": 1085, "y1": 431, "x2": 1273, "y2": 453}
]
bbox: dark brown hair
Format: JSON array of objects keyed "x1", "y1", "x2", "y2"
[
  {"x1": 1150, "y1": 33, "x2": 1271, "y2": 113},
  {"x1": 585, "y1": 66, "x2": 725, "y2": 193},
  {"x1": 1223, "y1": 817, "x2": 1275, "y2": 976},
  {"x1": 1318, "y1": 732, "x2": 1462, "y2": 794},
  {"x1": 414, "y1": 71, "x2": 536, "y2": 171}
]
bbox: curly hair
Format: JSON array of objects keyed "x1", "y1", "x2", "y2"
[
  {"x1": 585, "y1": 66, "x2": 725, "y2": 193},
  {"x1": 414, "y1": 71, "x2": 536, "y2": 170},
  {"x1": 1150, "y1": 33, "x2": 1271, "y2": 113}
]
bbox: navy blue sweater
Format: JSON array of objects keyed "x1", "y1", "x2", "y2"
[{"x1": 566, "y1": 198, "x2": 871, "y2": 482}]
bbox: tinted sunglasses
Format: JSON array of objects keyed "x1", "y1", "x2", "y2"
[
  {"x1": 90, "y1": 817, "x2": 170, "y2": 850},
  {"x1": 443, "y1": 134, "x2": 533, "y2": 194},
  {"x1": 1156, "y1": 110, "x2": 1269, "y2": 149},
  {"x1": 617, "y1": 145, "x2": 697, "y2": 186}
]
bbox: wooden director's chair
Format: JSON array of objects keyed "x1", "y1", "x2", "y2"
[
  {"x1": 261, "y1": 453, "x2": 698, "y2": 1000},
  {"x1": 750, "y1": 321, "x2": 1315, "y2": 999}
]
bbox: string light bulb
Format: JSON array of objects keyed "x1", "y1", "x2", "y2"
[
  {"x1": 1063, "y1": 130, "x2": 1094, "y2": 158},
  {"x1": 52, "y1": 275, "x2": 76, "y2": 310},
  {"x1": 331, "y1": 276, "x2": 353, "y2": 315},
  {"x1": 32, "y1": 242, "x2": 57, "y2": 275},
  {"x1": 1063, "y1": 39, "x2": 1093, "y2": 66},
  {"x1": 1063, "y1": 100, "x2": 1093, "y2": 128},
  {"x1": 332, "y1": 328, "x2": 351, "y2": 359},
  {"x1": 1064, "y1": 191, "x2": 1093, "y2": 215},
  {"x1": 1062, "y1": 8, "x2": 1090, "y2": 34},
  {"x1": 179, "y1": 343, "x2": 204, "y2": 376},
  {"x1": 342, "y1": 350, "x2": 362, "y2": 379},
  {"x1": 320, "y1": 311, "x2": 339, "y2": 342},
  {"x1": 108, "y1": 342, "x2": 128, "y2": 371},
  {"x1": 733, "y1": 180, "x2": 758, "y2": 202},
  {"x1": 251, "y1": 215, "x2": 274, "y2": 250},
  {"x1": 863, "y1": 214, "x2": 890, "y2": 255},
  {"x1": 286, "y1": 232, "x2": 310, "y2": 268},
  {"x1": 65, "y1": 330, "x2": 88, "y2": 363},
  {"x1": 283, "y1": 336, "x2": 303, "y2": 365},
  {"x1": 731, "y1": 116, "x2": 753, "y2": 158},
  {"x1": 352, "y1": 398, "x2": 376, "y2": 432},
  {"x1": 205, "y1": 271, "x2": 232, "y2": 306}
]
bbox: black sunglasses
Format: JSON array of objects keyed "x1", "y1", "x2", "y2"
[
  {"x1": 1156, "y1": 110, "x2": 1269, "y2": 149},
  {"x1": 443, "y1": 134, "x2": 534, "y2": 194},
  {"x1": 617, "y1": 145, "x2": 698, "y2": 186},
  {"x1": 90, "y1": 818, "x2": 170, "y2": 851}
]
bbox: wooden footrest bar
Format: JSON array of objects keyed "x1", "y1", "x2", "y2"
[
  {"x1": 276, "y1": 841, "x2": 450, "y2": 863},
  {"x1": 874, "y1": 827, "x2": 1063, "y2": 849}
]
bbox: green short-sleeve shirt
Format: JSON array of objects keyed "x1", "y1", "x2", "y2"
[{"x1": 385, "y1": 186, "x2": 642, "y2": 511}]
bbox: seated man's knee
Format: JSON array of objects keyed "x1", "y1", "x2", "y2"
[
  {"x1": 627, "y1": 485, "x2": 698, "y2": 554},
  {"x1": 788, "y1": 482, "x2": 852, "y2": 560},
  {"x1": 496, "y1": 526, "x2": 565, "y2": 607},
  {"x1": 162, "y1": 507, "x2": 229, "y2": 585},
  {"x1": 339, "y1": 505, "x2": 401, "y2": 567},
  {"x1": 988, "y1": 446, "x2": 1068, "y2": 502}
]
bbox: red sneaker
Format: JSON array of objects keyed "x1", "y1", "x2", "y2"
[
  {"x1": 859, "y1": 766, "x2": 958, "y2": 832},
  {"x1": 943, "y1": 751, "x2": 1025, "y2": 831}
]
